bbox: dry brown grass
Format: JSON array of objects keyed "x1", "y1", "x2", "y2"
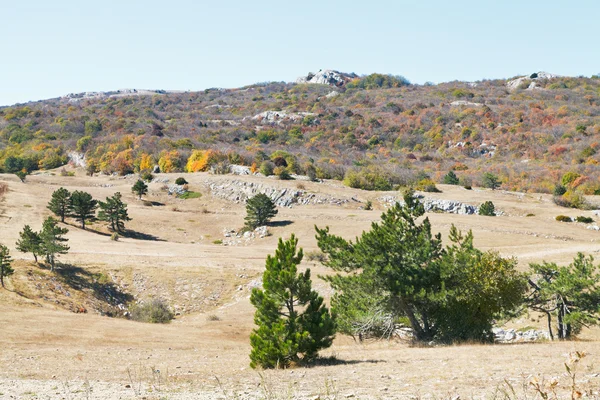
[{"x1": 1, "y1": 172, "x2": 600, "y2": 398}]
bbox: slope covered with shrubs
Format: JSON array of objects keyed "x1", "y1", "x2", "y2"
[{"x1": 2, "y1": 74, "x2": 600, "y2": 193}]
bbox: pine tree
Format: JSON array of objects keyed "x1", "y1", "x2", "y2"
[
  {"x1": 132, "y1": 179, "x2": 148, "y2": 200},
  {"x1": 249, "y1": 235, "x2": 335, "y2": 369},
  {"x1": 69, "y1": 190, "x2": 97, "y2": 229},
  {"x1": 47, "y1": 187, "x2": 71, "y2": 223},
  {"x1": 245, "y1": 193, "x2": 278, "y2": 229},
  {"x1": 98, "y1": 192, "x2": 131, "y2": 232},
  {"x1": 443, "y1": 171, "x2": 460, "y2": 185},
  {"x1": 528, "y1": 253, "x2": 600, "y2": 340},
  {"x1": 16, "y1": 225, "x2": 42, "y2": 262},
  {"x1": 478, "y1": 201, "x2": 496, "y2": 216},
  {"x1": 482, "y1": 172, "x2": 501, "y2": 190},
  {"x1": 40, "y1": 217, "x2": 69, "y2": 271},
  {"x1": 0, "y1": 244, "x2": 14, "y2": 288}
]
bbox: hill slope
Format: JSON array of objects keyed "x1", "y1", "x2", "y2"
[{"x1": 1, "y1": 72, "x2": 600, "y2": 194}]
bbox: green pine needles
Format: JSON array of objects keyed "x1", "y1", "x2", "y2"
[
  {"x1": 245, "y1": 193, "x2": 278, "y2": 229},
  {"x1": 249, "y1": 234, "x2": 335, "y2": 369}
]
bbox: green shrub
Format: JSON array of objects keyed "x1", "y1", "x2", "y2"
[
  {"x1": 554, "y1": 184, "x2": 567, "y2": 196},
  {"x1": 364, "y1": 200, "x2": 373, "y2": 210},
  {"x1": 555, "y1": 215, "x2": 572, "y2": 222},
  {"x1": 129, "y1": 299, "x2": 174, "y2": 323},
  {"x1": 479, "y1": 201, "x2": 496, "y2": 216},
  {"x1": 140, "y1": 171, "x2": 153, "y2": 182},
  {"x1": 576, "y1": 216, "x2": 593, "y2": 223},
  {"x1": 343, "y1": 166, "x2": 393, "y2": 191},
  {"x1": 175, "y1": 177, "x2": 188, "y2": 185},
  {"x1": 110, "y1": 232, "x2": 119, "y2": 241},
  {"x1": 260, "y1": 161, "x2": 275, "y2": 176},
  {"x1": 554, "y1": 190, "x2": 588, "y2": 209},
  {"x1": 274, "y1": 166, "x2": 292, "y2": 180},
  {"x1": 213, "y1": 239, "x2": 223, "y2": 245},
  {"x1": 416, "y1": 178, "x2": 441, "y2": 193}
]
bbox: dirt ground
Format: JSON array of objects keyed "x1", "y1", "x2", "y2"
[{"x1": 1, "y1": 168, "x2": 599, "y2": 399}]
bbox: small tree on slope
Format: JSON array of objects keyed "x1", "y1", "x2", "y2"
[
  {"x1": 0, "y1": 244, "x2": 14, "y2": 288},
  {"x1": 249, "y1": 234, "x2": 335, "y2": 368},
  {"x1": 40, "y1": 217, "x2": 69, "y2": 271},
  {"x1": 132, "y1": 179, "x2": 148, "y2": 200},
  {"x1": 16, "y1": 225, "x2": 42, "y2": 263}
]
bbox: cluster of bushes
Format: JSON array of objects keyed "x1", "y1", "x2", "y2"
[{"x1": 556, "y1": 215, "x2": 594, "y2": 223}]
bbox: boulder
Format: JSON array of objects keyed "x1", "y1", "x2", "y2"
[{"x1": 295, "y1": 69, "x2": 357, "y2": 87}]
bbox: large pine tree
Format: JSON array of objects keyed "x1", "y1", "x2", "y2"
[
  {"x1": 47, "y1": 187, "x2": 71, "y2": 223},
  {"x1": 98, "y1": 192, "x2": 131, "y2": 232},
  {"x1": 249, "y1": 234, "x2": 335, "y2": 369},
  {"x1": 69, "y1": 190, "x2": 97, "y2": 229}
]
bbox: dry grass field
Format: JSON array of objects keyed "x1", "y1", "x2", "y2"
[{"x1": 1, "y1": 168, "x2": 599, "y2": 399}]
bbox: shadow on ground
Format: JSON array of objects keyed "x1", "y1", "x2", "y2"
[
  {"x1": 54, "y1": 264, "x2": 134, "y2": 316},
  {"x1": 269, "y1": 220, "x2": 294, "y2": 227}
]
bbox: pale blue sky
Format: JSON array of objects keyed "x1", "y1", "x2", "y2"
[{"x1": 1, "y1": 0, "x2": 598, "y2": 106}]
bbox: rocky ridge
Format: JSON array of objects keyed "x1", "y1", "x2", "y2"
[{"x1": 296, "y1": 69, "x2": 358, "y2": 87}]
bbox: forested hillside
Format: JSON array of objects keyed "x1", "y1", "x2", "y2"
[{"x1": 2, "y1": 72, "x2": 600, "y2": 194}]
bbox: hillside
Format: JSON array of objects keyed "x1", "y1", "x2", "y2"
[{"x1": 1, "y1": 72, "x2": 600, "y2": 195}]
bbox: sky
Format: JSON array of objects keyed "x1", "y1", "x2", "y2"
[{"x1": 1, "y1": 0, "x2": 599, "y2": 106}]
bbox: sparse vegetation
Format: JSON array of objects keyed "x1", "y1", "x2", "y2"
[
  {"x1": 129, "y1": 299, "x2": 174, "y2": 324},
  {"x1": 555, "y1": 215, "x2": 573, "y2": 222}
]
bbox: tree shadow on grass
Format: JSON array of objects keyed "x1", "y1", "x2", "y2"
[
  {"x1": 305, "y1": 356, "x2": 386, "y2": 368},
  {"x1": 268, "y1": 220, "x2": 294, "y2": 227},
  {"x1": 121, "y1": 229, "x2": 165, "y2": 242},
  {"x1": 54, "y1": 264, "x2": 134, "y2": 316},
  {"x1": 63, "y1": 222, "x2": 164, "y2": 242}
]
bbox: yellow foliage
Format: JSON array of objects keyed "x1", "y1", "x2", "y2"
[
  {"x1": 137, "y1": 153, "x2": 154, "y2": 171},
  {"x1": 186, "y1": 149, "x2": 221, "y2": 173},
  {"x1": 99, "y1": 151, "x2": 116, "y2": 173},
  {"x1": 158, "y1": 150, "x2": 181, "y2": 173}
]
